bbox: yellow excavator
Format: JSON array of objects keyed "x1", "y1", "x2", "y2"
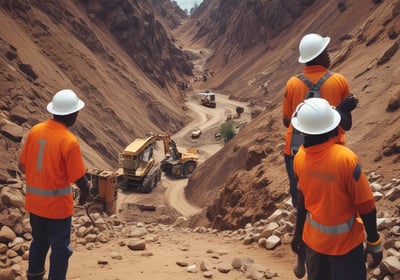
[{"x1": 118, "y1": 134, "x2": 199, "y2": 192}]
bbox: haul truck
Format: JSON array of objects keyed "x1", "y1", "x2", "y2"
[{"x1": 200, "y1": 91, "x2": 216, "y2": 108}]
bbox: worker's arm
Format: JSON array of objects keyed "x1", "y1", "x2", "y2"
[
  {"x1": 283, "y1": 117, "x2": 291, "y2": 128},
  {"x1": 357, "y1": 201, "x2": 382, "y2": 269},
  {"x1": 359, "y1": 206, "x2": 379, "y2": 243},
  {"x1": 336, "y1": 93, "x2": 358, "y2": 131},
  {"x1": 338, "y1": 112, "x2": 352, "y2": 131},
  {"x1": 75, "y1": 175, "x2": 91, "y2": 205},
  {"x1": 291, "y1": 190, "x2": 307, "y2": 254}
]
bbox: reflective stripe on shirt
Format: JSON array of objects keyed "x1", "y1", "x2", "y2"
[
  {"x1": 306, "y1": 212, "x2": 355, "y2": 235},
  {"x1": 26, "y1": 185, "x2": 72, "y2": 197}
]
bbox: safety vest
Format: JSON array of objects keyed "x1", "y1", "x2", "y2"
[
  {"x1": 19, "y1": 120, "x2": 86, "y2": 219},
  {"x1": 294, "y1": 140, "x2": 374, "y2": 255}
]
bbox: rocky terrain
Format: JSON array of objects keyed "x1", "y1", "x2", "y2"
[{"x1": 0, "y1": 173, "x2": 399, "y2": 279}]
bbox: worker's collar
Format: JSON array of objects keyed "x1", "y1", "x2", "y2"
[
  {"x1": 302, "y1": 137, "x2": 337, "y2": 154},
  {"x1": 302, "y1": 65, "x2": 328, "y2": 74},
  {"x1": 47, "y1": 119, "x2": 68, "y2": 128}
]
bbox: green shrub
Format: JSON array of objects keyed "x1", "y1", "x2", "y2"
[{"x1": 219, "y1": 121, "x2": 236, "y2": 143}]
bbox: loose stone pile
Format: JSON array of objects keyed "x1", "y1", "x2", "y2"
[{"x1": 0, "y1": 172, "x2": 398, "y2": 279}]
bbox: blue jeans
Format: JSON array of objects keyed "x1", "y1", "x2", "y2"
[
  {"x1": 28, "y1": 213, "x2": 73, "y2": 280},
  {"x1": 284, "y1": 153, "x2": 298, "y2": 208},
  {"x1": 306, "y1": 243, "x2": 366, "y2": 280}
]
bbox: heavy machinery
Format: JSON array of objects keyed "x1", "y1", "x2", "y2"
[
  {"x1": 84, "y1": 169, "x2": 119, "y2": 215},
  {"x1": 72, "y1": 169, "x2": 118, "y2": 224},
  {"x1": 199, "y1": 91, "x2": 216, "y2": 108},
  {"x1": 118, "y1": 134, "x2": 199, "y2": 192}
]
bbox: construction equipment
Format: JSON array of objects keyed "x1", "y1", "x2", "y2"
[
  {"x1": 77, "y1": 169, "x2": 119, "y2": 216},
  {"x1": 199, "y1": 91, "x2": 216, "y2": 108},
  {"x1": 159, "y1": 137, "x2": 199, "y2": 177},
  {"x1": 118, "y1": 134, "x2": 199, "y2": 192}
]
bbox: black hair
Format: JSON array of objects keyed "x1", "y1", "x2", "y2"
[
  {"x1": 306, "y1": 49, "x2": 330, "y2": 68},
  {"x1": 53, "y1": 111, "x2": 79, "y2": 127},
  {"x1": 303, "y1": 128, "x2": 338, "y2": 148}
]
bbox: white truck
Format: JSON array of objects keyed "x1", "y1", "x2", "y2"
[{"x1": 199, "y1": 91, "x2": 216, "y2": 108}]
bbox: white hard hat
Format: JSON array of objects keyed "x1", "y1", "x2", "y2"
[
  {"x1": 47, "y1": 89, "x2": 85, "y2": 115},
  {"x1": 298, "y1": 33, "x2": 330, "y2": 63},
  {"x1": 291, "y1": 98, "x2": 341, "y2": 135}
]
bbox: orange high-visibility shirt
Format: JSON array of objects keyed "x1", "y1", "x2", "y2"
[
  {"x1": 19, "y1": 119, "x2": 86, "y2": 219},
  {"x1": 294, "y1": 139, "x2": 375, "y2": 255},
  {"x1": 282, "y1": 65, "x2": 350, "y2": 155}
]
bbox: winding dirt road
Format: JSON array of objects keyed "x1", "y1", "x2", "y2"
[{"x1": 164, "y1": 92, "x2": 251, "y2": 216}]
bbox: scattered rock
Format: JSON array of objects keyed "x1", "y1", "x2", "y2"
[
  {"x1": 97, "y1": 258, "x2": 108, "y2": 265},
  {"x1": 176, "y1": 261, "x2": 188, "y2": 267},
  {"x1": 110, "y1": 251, "x2": 122, "y2": 260},
  {"x1": 217, "y1": 262, "x2": 232, "y2": 273},
  {"x1": 127, "y1": 239, "x2": 146, "y2": 251},
  {"x1": 187, "y1": 263, "x2": 198, "y2": 273},
  {"x1": 265, "y1": 235, "x2": 281, "y2": 250}
]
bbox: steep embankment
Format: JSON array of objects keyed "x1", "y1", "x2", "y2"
[{"x1": 0, "y1": 0, "x2": 192, "y2": 179}]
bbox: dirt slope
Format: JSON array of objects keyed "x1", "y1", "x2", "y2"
[{"x1": 0, "y1": 0, "x2": 192, "y2": 174}]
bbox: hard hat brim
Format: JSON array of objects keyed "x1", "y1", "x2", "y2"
[
  {"x1": 291, "y1": 108, "x2": 341, "y2": 135},
  {"x1": 47, "y1": 99, "x2": 85, "y2": 115},
  {"x1": 298, "y1": 36, "x2": 331, "y2": 64}
]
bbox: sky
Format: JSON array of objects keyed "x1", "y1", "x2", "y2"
[{"x1": 174, "y1": 0, "x2": 203, "y2": 12}]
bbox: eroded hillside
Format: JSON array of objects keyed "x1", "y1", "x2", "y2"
[{"x1": 0, "y1": 0, "x2": 192, "y2": 179}]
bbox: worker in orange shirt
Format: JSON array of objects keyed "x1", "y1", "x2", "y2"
[
  {"x1": 19, "y1": 89, "x2": 91, "y2": 280},
  {"x1": 290, "y1": 98, "x2": 382, "y2": 280}
]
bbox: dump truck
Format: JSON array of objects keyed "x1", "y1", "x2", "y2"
[
  {"x1": 118, "y1": 134, "x2": 199, "y2": 192},
  {"x1": 199, "y1": 91, "x2": 216, "y2": 108}
]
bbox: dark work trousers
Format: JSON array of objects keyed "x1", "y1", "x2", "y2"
[
  {"x1": 284, "y1": 153, "x2": 298, "y2": 208},
  {"x1": 306, "y1": 243, "x2": 366, "y2": 280},
  {"x1": 27, "y1": 213, "x2": 73, "y2": 280}
]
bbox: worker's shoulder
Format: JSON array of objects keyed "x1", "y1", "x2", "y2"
[
  {"x1": 287, "y1": 75, "x2": 302, "y2": 84},
  {"x1": 328, "y1": 71, "x2": 348, "y2": 83},
  {"x1": 331, "y1": 143, "x2": 357, "y2": 159},
  {"x1": 285, "y1": 75, "x2": 307, "y2": 89}
]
